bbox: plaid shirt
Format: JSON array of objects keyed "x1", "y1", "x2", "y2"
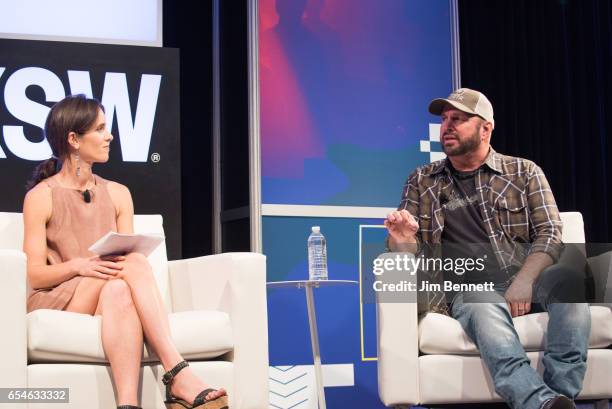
[{"x1": 396, "y1": 148, "x2": 563, "y2": 314}]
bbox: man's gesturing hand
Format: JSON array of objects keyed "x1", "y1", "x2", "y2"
[{"x1": 385, "y1": 209, "x2": 419, "y2": 244}]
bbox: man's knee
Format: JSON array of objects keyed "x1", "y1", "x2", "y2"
[
  {"x1": 536, "y1": 264, "x2": 588, "y2": 303},
  {"x1": 539, "y1": 263, "x2": 584, "y2": 285},
  {"x1": 100, "y1": 279, "x2": 134, "y2": 309}
]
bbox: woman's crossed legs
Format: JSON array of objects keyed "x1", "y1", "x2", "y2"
[{"x1": 65, "y1": 252, "x2": 226, "y2": 407}]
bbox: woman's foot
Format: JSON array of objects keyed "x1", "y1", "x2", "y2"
[{"x1": 170, "y1": 366, "x2": 226, "y2": 404}]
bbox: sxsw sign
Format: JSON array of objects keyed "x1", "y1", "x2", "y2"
[{"x1": 0, "y1": 66, "x2": 161, "y2": 162}]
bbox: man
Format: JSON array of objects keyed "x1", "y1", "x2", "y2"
[{"x1": 385, "y1": 88, "x2": 590, "y2": 409}]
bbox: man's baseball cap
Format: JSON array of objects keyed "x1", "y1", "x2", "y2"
[{"x1": 428, "y1": 88, "x2": 494, "y2": 127}]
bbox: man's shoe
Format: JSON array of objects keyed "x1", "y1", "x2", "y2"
[{"x1": 542, "y1": 396, "x2": 576, "y2": 409}]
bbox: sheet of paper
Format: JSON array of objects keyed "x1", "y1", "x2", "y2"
[{"x1": 88, "y1": 231, "x2": 165, "y2": 257}]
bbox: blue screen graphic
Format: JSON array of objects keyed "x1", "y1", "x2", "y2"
[{"x1": 260, "y1": 0, "x2": 452, "y2": 206}]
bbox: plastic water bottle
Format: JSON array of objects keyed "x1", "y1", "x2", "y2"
[{"x1": 308, "y1": 226, "x2": 328, "y2": 280}]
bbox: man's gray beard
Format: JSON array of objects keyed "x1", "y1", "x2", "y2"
[{"x1": 443, "y1": 130, "x2": 481, "y2": 157}]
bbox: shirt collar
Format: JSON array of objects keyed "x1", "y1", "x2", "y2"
[{"x1": 483, "y1": 147, "x2": 502, "y2": 174}]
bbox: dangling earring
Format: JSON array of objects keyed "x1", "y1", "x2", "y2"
[{"x1": 76, "y1": 150, "x2": 81, "y2": 177}]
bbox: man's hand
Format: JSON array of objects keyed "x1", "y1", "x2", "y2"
[
  {"x1": 504, "y1": 274, "x2": 534, "y2": 317},
  {"x1": 504, "y1": 252, "x2": 553, "y2": 317},
  {"x1": 385, "y1": 209, "x2": 419, "y2": 246}
]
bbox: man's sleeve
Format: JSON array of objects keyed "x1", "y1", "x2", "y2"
[
  {"x1": 385, "y1": 169, "x2": 422, "y2": 251},
  {"x1": 526, "y1": 163, "x2": 563, "y2": 261},
  {"x1": 399, "y1": 170, "x2": 422, "y2": 223}
]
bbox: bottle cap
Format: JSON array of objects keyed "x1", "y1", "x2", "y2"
[{"x1": 311, "y1": 226, "x2": 320, "y2": 233}]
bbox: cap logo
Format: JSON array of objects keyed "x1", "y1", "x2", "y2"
[{"x1": 449, "y1": 89, "x2": 465, "y2": 101}]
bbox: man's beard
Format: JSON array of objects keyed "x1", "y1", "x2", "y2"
[{"x1": 442, "y1": 128, "x2": 481, "y2": 157}]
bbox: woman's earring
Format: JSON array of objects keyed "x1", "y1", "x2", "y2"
[{"x1": 76, "y1": 151, "x2": 81, "y2": 177}]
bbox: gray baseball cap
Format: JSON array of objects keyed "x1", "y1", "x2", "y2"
[{"x1": 428, "y1": 88, "x2": 495, "y2": 127}]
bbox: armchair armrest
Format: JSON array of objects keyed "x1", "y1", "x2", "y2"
[
  {"x1": 168, "y1": 252, "x2": 268, "y2": 409},
  {"x1": 0, "y1": 250, "x2": 27, "y2": 390},
  {"x1": 588, "y1": 250, "x2": 612, "y2": 306},
  {"x1": 375, "y1": 253, "x2": 420, "y2": 406}
]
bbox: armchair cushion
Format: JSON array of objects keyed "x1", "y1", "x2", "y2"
[
  {"x1": 419, "y1": 306, "x2": 612, "y2": 355},
  {"x1": 27, "y1": 309, "x2": 233, "y2": 363}
]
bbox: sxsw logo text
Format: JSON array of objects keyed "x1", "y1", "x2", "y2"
[{"x1": 0, "y1": 67, "x2": 161, "y2": 162}]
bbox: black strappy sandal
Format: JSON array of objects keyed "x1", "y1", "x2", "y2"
[{"x1": 162, "y1": 360, "x2": 229, "y2": 409}]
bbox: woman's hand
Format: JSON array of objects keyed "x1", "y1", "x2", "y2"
[{"x1": 70, "y1": 255, "x2": 126, "y2": 279}]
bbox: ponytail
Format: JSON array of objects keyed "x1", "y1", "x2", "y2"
[{"x1": 26, "y1": 157, "x2": 60, "y2": 190}]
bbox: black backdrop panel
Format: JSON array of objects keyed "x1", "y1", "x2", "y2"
[
  {"x1": 0, "y1": 39, "x2": 182, "y2": 259},
  {"x1": 458, "y1": 0, "x2": 612, "y2": 243}
]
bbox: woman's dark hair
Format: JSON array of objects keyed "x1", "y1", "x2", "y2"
[{"x1": 26, "y1": 94, "x2": 104, "y2": 190}]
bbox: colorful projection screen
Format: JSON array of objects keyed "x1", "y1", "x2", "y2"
[{"x1": 260, "y1": 0, "x2": 453, "y2": 207}]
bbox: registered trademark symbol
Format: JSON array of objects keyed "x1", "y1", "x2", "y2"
[{"x1": 151, "y1": 153, "x2": 160, "y2": 163}]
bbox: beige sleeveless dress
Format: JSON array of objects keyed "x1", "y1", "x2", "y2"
[{"x1": 27, "y1": 174, "x2": 117, "y2": 312}]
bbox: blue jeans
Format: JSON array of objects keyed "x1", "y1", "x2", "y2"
[{"x1": 450, "y1": 265, "x2": 591, "y2": 409}]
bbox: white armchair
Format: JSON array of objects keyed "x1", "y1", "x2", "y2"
[
  {"x1": 376, "y1": 212, "x2": 612, "y2": 408},
  {"x1": 0, "y1": 212, "x2": 269, "y2": 409}
]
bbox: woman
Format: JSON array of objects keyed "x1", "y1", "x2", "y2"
[{"x1": 23, "y1": 95, "x2": 228, "y2": 409}]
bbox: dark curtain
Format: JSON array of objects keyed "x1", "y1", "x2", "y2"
[
  {"x1": 164, "y1": 2, "x2": 214, "y2": 258},
  {"x1": 459, "y1": 0, "x2": 612, "y2": 243},
  {"x1": 164, "y1": 1, "x2": 251, "y2": 256}
]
